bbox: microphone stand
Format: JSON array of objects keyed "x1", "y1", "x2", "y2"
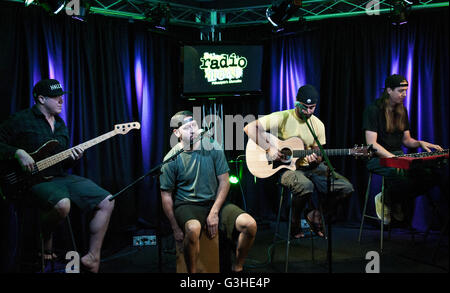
[
  {"x1": 297, "y1": 106, "x2": 336, "y2": 273},
  {"x1": 108, "y1": 126, "x2": 212, "y2": 273},
  {"x1": 109, "y1": 127, "x2": 212, "y2": 201}
]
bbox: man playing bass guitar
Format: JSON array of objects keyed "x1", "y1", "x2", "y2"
[{"x1": 0, "y1": 79, "x2": 114, "y2": 273}]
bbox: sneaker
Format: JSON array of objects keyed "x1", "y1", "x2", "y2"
[{"x1": 374, "y1": 193, "x2": 390, "y2": 225}]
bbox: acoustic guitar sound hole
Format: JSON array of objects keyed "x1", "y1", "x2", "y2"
[{"x1": 280, "y1": 148, "x2": 292, "y2": 161}]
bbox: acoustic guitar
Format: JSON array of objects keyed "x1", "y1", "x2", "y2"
[
  {"x1": 0, "y1": 122, "x2": 140, "y2": 200},
  {"x1": 245, "y1": 133, "x2": 372, "y2": 178}
]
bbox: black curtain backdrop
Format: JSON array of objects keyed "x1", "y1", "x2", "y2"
[
  {"x1": 222, "y1": 9, "x2": 449, "y2": 229},
  {"x1": 0, "y1": 2, "x2": 448, "y2": 271},
  {"x1": 0, "y1": 2, "x2": 188, "y2": 269}
]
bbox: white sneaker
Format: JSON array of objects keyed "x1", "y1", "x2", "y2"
[{"x1": 374, "y1": 193, "x2": 390, "y2": 225}]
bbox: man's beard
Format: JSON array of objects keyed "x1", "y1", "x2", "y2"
[{"x1": 302, "y1": 113, "x2": 312, "y2": 120}]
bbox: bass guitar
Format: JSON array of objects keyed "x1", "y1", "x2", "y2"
[{"x1": 0, "y1": 122, "x2": 140, "y2": 200}]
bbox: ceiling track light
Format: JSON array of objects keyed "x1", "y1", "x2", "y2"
[
  {"x1": 24, "y1": 0, "x2": 35, "y2": 7},
  {"x1": 266, "y1": 0, "x2": 302, "y2": 29},
  {"x1": 390, "y1": 0, "x2": 412, "y2": 25},
  {"x1": 39, "y1": 0, "x2": 67, "y2": 15},
  {"x1": 145, "y1": 4, "x2": 171, "y2": 31}
]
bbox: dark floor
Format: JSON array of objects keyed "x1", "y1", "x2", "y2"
[{"x1": 98, "y1": 221, "x2": 448, "y2": 274}]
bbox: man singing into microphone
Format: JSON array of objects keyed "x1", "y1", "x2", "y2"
[
  {"x1": 159, "y1": 110, "x2": 257, "y2": 273},
  {"x1": 244, "y1": 85, "x2": 354, "y2": 239}
]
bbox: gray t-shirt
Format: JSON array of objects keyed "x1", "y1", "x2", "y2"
[{"x1": 159, "y1": 138, "x2": 230, "y2": 205}]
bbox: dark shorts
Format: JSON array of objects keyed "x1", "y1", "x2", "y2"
[
  {"x1": 174, "y1": 201, "x2": 245, "y2": 241},
  {"x1": 30, "y1": 174, "x2": 110, "y2": 212}
]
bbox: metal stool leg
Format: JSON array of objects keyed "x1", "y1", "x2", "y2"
[
  {"x1": 358, "y1": 173, "x2": 372, "y2": 242},
  {"x1": 40, "y1": 233, "x2": 45, "y2": 273},
  {"x1": 317, "y1": 198, "x2": 327, "y2": 239},
  {"x1": 37, "y1": 210, "x2": 53, "y2": 273},
  {"x1": 66, "y1": 216, "x2": 78, "y2": 252},
  {"x1": 285, "y1": 191, "x2": 293, "y2": 273},
  {"x1": 37, "y1": 214, "x2": 78, "y2": 273},
  {"x1": 303, "y1": 197, "x2": 316, "y2": 262},
  {"x1": 271, "y1": 187, "x2": 284, "y2": 263},
  {"x1": 380, "y1": 177, "x2": 385, "y2": 253},
  {"x1": 273, "y1": 187, "x2": 316, "y2": 272},
  {"x1": 310, "y1": 226, "x2": 315, "y2": 262},
  {"x1": 36, "y1": 212, "x2": 45, "y2": 273},
  {"x1": 273, "y1": 187, "x2": 284, "y2": 242},
  {"x1": 308, "y1": 198, "x2": 315, "y2": 262},
  {"x1": 358, "y1": 174, "x2": 388, "y2": 252},
  {"x1": 432, "y1": 219, "x2": 449, "y2": 263}
]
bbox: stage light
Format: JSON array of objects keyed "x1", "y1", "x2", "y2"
[
  {"x1": 145, "y1": 4, "x2": 171, "y2": 31},
  {"x1": 71, "y1": 0, "x2": 92, "y2": 22},
  {"x1": 229, "y1": 175, "x2": 240, "y2": 185},
  {"x1": 40, "y1": 0, "x2": 67, "y2": 14},
  {"x1": 266, "y1": 0, "x2": 302, "y2": 28},
  {"x1": 402, "y1": 0, "x2": 420, "y2": 4},
  {"x1": 49, "y1": 0, "x2": 66, "y2": 14},
  {"x1": 390, "y1": 0, "x2": 411, "y2": 25},
  {"x1": 24, "y1": 0, "x2": 35, "y2": 6}
]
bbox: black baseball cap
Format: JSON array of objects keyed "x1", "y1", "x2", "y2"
[
  {"x1": 296, "y1": 84, "x2": 319, "y2": 105},
  {"x1": 385, "y1": 74, "x2": 408, "y2": 90},
  {"x1": 32, "y1": 79, "x2": 69, "y2": 98}
]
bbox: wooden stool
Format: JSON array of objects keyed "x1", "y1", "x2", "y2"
[{"x1": 176, "y1": 229, "x2": 220, "y2": 273}]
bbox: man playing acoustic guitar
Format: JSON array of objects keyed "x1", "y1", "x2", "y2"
[
  {"x1": 244, "y1": 85, "x2": 354, "y2": 239},
  {"x1": 0, "y1": 79, "x2": 114, "y2": 273}
]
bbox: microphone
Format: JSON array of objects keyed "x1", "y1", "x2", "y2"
[
  {"x1": 294, "y1": 101, "x2": 312, "y2": 120},
  {"x1": 202, "y1": 122, "x2": 215, "y2": 132},
  {"x1": 294, "y1": 101, "x2": 307, "y2": 110},
  {"x1": 194, "y1": 122, "x2": 215, "y2": 139}
]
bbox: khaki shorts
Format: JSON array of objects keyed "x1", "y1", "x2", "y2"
[
  {"x1": 174, "y1": 201, "x2": 245, "y2": 241},
  {"x1": 280, "y1": 162, "x2": 354, "y2": 198}
]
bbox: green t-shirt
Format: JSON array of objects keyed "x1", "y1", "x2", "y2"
[{"x1": 159, "y1": 138, "x2": 230, "y2": 205}]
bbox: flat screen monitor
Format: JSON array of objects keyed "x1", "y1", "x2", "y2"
[{"x1": 182, "y1": 45, "x2": 263, "y2": 97}]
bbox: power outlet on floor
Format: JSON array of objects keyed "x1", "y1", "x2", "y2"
[{"x1": 133, "y1": 235, "x2": 156, "y2": 246}]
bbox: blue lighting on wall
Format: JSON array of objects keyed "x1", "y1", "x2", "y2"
[{"x1": 134, "y1": 37, "x2": 153, "y2": 171}]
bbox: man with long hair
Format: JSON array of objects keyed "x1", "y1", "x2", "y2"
[{"x1": 362, "y1": 74, "x2": 446, "y2": 224}]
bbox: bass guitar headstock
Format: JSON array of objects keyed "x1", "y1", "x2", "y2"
[{"x1": 114, "y1": 122, "x2": 141, "y2": 135}]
